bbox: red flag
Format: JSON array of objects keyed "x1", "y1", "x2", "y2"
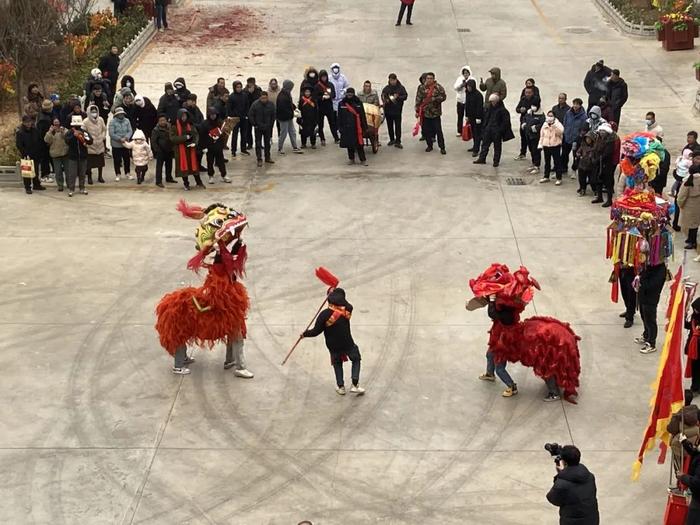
[{"x1": 632, "y1": 266, "x2": 686, "y2": 480}]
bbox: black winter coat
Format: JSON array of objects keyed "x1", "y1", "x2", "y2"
[
  {"x1": 337, "y1": 96, "x2": 368, "y2": 148},
  {"x1": 227, "y1": 91, "x2": 249, "y2": 119},
  {"x1": 649, "y1": 147, "x2": 670, "y2": 194},
  {"x1": 313, "y1": 79, "x2": 336, "y2": 115},
  {"x1": 583, "y1": 65, "x2": 612, "y2": 107},
  {"x1": 482, "y1": 102, "x2": 509, "y2": 139},
  {"x1": 199, "y1": 118, "x2": 226, "y2": 152},
  {"x1": 381, "y1": 82, "x2": 408, "y2": 116},
  {"x1": 150, "y1": 124, "x2": 173, "y2": 157},
  {"x1": 276, "y1": 89, "x2": 295, "y2": 121},
  {"x1": 487, "y1": 302, "x2": 516, "y2": 325},
  {"x1": 303, "y1": 302, "x2": 355, "y2": 354},
  {"x1": 298, "y1": 97, "x2": 318, "y2": 131},
  {"x1": 248, "y1": 99, "x2": 276, "y2": 130},
  {"x1": 638, "y1": 263, "x2": 667, "y2": 306},
  {"x1": 516, "y1": 94, "x2": 542, "y2": 122},
  {"x1": 546, "y1": 464, "x2": 599, "y2": 525},
  {"x1": 157, "y1": 94, "x2": 181, "y2": 123},
  {"x1": 15, "y1": 125, "x2": 44, "y2": 159},
  {"x1": 136, "y1": 97, "x2": 158, "y2": 138},
  {"x1": 606, "y1": 78, "x2": 628, "y2": 111},
  {"x1": 680, "y1": 441, "x2": 700, "y2": 517},
  {"x1": 36, "y1": 111, "x2": 53, "y2": 157},
  {"x1": 245, "y1": 86, "x2": 262, "y2": 106},
  {"x1": 464, "y1": 88, "x2": 484, "y2": 122},
  {"x1": 98, "y1": 52, "x2": 120, "y2": 86},
  {"x1": 186, "y1": 105, "x2": 204, "y2": 128},
  {"x1": 64, "y1": 128, "x2": 93, "y2": 161}
]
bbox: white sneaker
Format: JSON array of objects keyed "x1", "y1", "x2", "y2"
[
  {"x1": 694, "y1": 254, "x2": 700, "y2": 263},
  {"x1": 350, "y1": 385, "x2": 365, "y2": 395},
  {"x1": 554, "y1": 180, "x2": 562, "y2": 186},
  {"x1": 222, "y1": 176, "x2": 232, "y2": 183},
  {"x1": 233, "y1": 368, "x2": 254, "y2": 379},
  {"x1": 529, "y1": 166, "x2": 540, "y2": 173},
  {"x1": 208, "y1": 176, "x2": 215, "y2": 184},
  {"x1": 640, "y1": 343, "x2": 657, "y2": 354},
  {"x1": 634, "y1": 336, "x2": 647, "y2": 345},
  {"x1": 539, "y1": 177, "x2": 550, "y2": 183},
  {"x1": 335, "y1": 386, "x2": 346, "y2": 395},
  {"x1": 115, "y1": 175, "x2": 120, "y2": 182},
  {"x1": 127, "y1": 174, "x2": 135, "y2": 180},
  {"x1": 172, "y1": 367, "x2": 191, "y2": 375},
  {"x1": 570, "y1": 172, "x2": 576, "y2": 179},
  {"x1": 47, "y1": 177, "x2": 54, "y2": 183}
]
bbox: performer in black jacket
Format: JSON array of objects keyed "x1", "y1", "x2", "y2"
[{"x1": 302, "y1": 288, "x2": 365, "y2": 396}]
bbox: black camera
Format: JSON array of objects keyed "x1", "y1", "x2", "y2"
[{"x1": 545, "y1": 442, "x2": 562, "y2": 465}]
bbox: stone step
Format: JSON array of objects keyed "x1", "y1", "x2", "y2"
[{"x1": 0, "y1": 165, "x2": 20, "y2": 186}]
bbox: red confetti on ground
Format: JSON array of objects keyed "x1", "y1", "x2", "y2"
[{"x1": 155, "y1": 6, "x2": 266, "y2": 47}]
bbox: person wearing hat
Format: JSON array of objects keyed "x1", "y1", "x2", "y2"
[
  {"x1": 473, "y1": 93, "x2": 512, "y2": 167},
  {"x1": 134, "y1": 94, "x2": 158, "y2": 140},
  {"x1": 478, "y1": 67, "x2": 507, "y2": 107},
  {"x1": 23, "y1": 82, "x2": 44, "y2": 121},
  {"x1": 605, "y1": 69, "x2": 628, "y2": 125},
  {"x1": 36, "y1": 99, "x2": 55, "y2": 181},
  {"x1": 85, "y1": 68, "x2": 111, "y2": 103},
  {"x1": 85, "y1": 84, "x2": 111, "y2": 123},
  {"x1": 15, "y1": 115, "x2": 47, "y2": 194},
  {"x1": 338, "y1": 87, "x2": 369, "y2": 165},
  {"x1": 98, "y1": 45, "x2": 120, "y2": 99},
  {"x1": 583, "y1": 59, "x2": 612, "y2": 112},
  {"x1": 64, "y1": 115, "x2": 93, "y2": 197},
  {"x1": 50, "y1": 93, "x2": 62, "y2": 121},
  {"x1": 173, "y1": 77, "x2": 191, "y2": 105},
  {"x1": 158, "y1": 82, "x2": 181, "y2": 123},
  {"x1": 122, "y1": 129, "x2": 153, "y2": 184},
  {"x1": 301, "y1": 288, "x2": 366, "y2": 396},
  {"x1": 108, "y1": 106, "x2": 133, "y2": 181}
]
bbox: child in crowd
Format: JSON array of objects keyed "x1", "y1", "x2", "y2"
[{"x1": 122, "y1": 129, "x2": 153, "y2": 184}]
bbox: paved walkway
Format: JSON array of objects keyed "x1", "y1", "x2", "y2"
[{"x1": 2, "y1": 0, "x2": 699, "y2": 523}]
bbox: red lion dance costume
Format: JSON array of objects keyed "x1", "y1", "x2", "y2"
[
  {"x1": 155, "y1": 200, "x2": 251, "y2": 375},
  {"x1": 469, "y1": 263, "x2": 582, "y2": 401}
]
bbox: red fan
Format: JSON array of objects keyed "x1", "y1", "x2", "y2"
[{"x1": 281, "y1": 267, "x2": 341, "y2": 365}]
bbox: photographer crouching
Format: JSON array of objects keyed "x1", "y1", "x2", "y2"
[{"x1": 545, "y1": 443, "x2": 600, "y2": 524}]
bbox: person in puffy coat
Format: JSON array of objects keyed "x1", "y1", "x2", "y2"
[
  {"x1": 150, "y1": 115, "x2": 174, "y2": 187},
  {"x1": 134, "y1": 94, "x2": 158, "y2": 141},
  {"x1": 44, "y1": 118, "x2": 69, "y2": 191},
  {"x1": 453, "y1": 65, "x2": 473, "y2": 135},
  {"x1": 338, "y1": 88, "x2": 368, "y2": 165},
  {"x1": 538, "y1": 111, "x2": 564, "y2": 184},
  {"x1": 16, "y1": 114, "x2": 47, "y2": 194},
  {"x1": 108, "y1": 106, "x2": 133, "y2": 181},
  {"x1": 546, "y1": 446, "x2": 599, "y2": 525},
  {"x1": 64, "y1": 115, "x2": 93, "y2": 197},
  {"x1": 170, "y1": 108, "x2": 203, "y2": 189},
  {"x1": 83, "y1": 104, "x2": 107, "y2": 184},
  {"x1": 313, "y1": 70, "x2": 338, "y2": 144},
  {"x1": 381, "y1": 73, "x2": 408, "y2": 148},
  {"x1": 678, "y1": 166, "x2": 700, "y2": 250},
  {"x1": 463, "y1": 78, "x2": 484, "y2": 156},
  {"x1": 122, "y1": 129, "x2": 153, "y2": 184}
]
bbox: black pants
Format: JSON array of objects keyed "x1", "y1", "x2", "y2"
[
  {"x1": 527, "y1": 137, "x2": 541, "y2": 167},
  {"x1": 182, "y1": 173, "x2": 203, "y2": 188},
  {"x1": 318, "y1": 108, "x2": 338, "y2": 142},
  {"x1": 469, "y1": 117, "x2": 482, "y2": 153},
  {"x1": 206, "y1": 149, "x2": 226, "y2": 176},
  {"x1": 155, "y1": 153, "x2": 173, "y2": 183},
  {"x1": 135, "y1": 165, "x2": 148, "y2": 182},
  {"x1": 397, "y1": 2, "x2": 413, "y2": 23},
  {"x1": 254, "y1": 126, "x2": 272, "y2": 160},
  {"x1": 688, "y1": 228, "x2": 699, "y2": 246},
  {"x1": 347, "y1": 146, "x2": 366, "y2": 162},
  {"x1": 620, "y1": 267, "x2": 636, "y2": 322},
  {"x1": 22, "y1": 156, "x2": 43, "y2": 190},
  {"x1": 640, "y1": 302, "x2": 658, "y2": 347},
  {"x1": 597, "y1": 165, "x2": 615, "y2": 202},
  {"x1": 456, "y1": 102, "x2": 465, "y2": 133},
  {"x1": 245, "y1": 119, "x2": 254, "y2": 149},
  {"x1": 112, "y1": 147, "x2": 130, "y2": 175},
  {"x1": 331, "y1": 345, "x2": 361, "y2": 387},
  {"x1": 578, "y1": 168, "x2": 592, "y2": 192},
  {"x1": 385, "y1": 113, "x2": 402, "y2": 144},
  {"x1": 300, "y1": 124, "x2": 317, "y2": 146},
  {"x1": 231, "y1": 120, "x2": 249, "y2": 154},
  {"x1": 519, "y1": 125, "x2": 528, "y2": 156},
  {"x1": 479, "y1": 132, "x2": 502, "y2": 163},
  {"x1": 422, "y1": 116, "x2": 444, "y2": 149},
  {"x1": 40, "y1": 155, "x2": 51, "y2": 177},
  {"x1": 561, "y1": 141, "x2": 573, "y2": 172},
  {"x1": 691, "y1": 357, "x2": 700, "y2": 392},
  {"x1": 543, "y1": 145, "x2": 562, "y2": 179}
]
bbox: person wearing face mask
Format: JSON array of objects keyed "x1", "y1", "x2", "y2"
[
  {"x1": 83, "y1": 104, "x2": 107, "y2": 184},
  {"x1": 170, "y1": 108, "x2": 203, "y2": 189},
  {"x1": 300, "y1": 67, "x2": 319, "y2": 98},
  {"x1": 120, "y1": 75, "x2": 136, "y2": 96},
  {"x1": 586, "y1": 105, "x2": 606, "y2": 133},
  {"x1": 85, "y1": 84, "x2": 111, "y2": 123},
  {"x1": 313, "y1": 70, "x2": 338, "y2": 145},
  {"x1": 338, "y1": 88, "x2": 368, "y2": 165},
  {"x1": 134, "y1": 94, "x2": 158, "y2": 141},
  {"x1": 538, "y1": 111, "x2": 564, "y2": 185},
  {"x1": 644, "y1": 111, "x2": 664, "y2": 139},
  {"x1": 108, "y1": 107, "x2": 133, "y2": 181},
  {"x1": 157, "y1": 82, "x2": 180, "y2": 123},
  {"x1": 227, "y1": 81, "x2": 250, "y2": 157},
  {"x1": 121, "y1": 129, "x2": 153, "y2": 185},
  {"x1": 173, "y1": 77, "x2": 191, "y2": 106},
  {"x1": 329, "y1": 63, "x2": 350, "y2": 116}
]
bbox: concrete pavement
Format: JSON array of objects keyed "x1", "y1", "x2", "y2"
[{"x1": 2, "y1": 0, "x2": 700, "y2": 523}]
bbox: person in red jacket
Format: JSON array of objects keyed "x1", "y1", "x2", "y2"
[{"x1": 396, "y1": 0, "x2": 414, "y2": 26}]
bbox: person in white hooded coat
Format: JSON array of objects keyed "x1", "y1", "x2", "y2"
[
  {"x1": 453, "y1": 65, "x2": 474, "y2": 135},
  {"x1": 83, "y1": 104, "x2": 107, "y2": 184},
  {"x1": 122, "y1": 129, "x2": 153, "y2": 184},
  {"x1": 329, "y1": 63, "x2": 349, "y2": 113}
]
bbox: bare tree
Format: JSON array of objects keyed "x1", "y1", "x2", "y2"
[{"x1": 0, "y1": 0, "x2": 61, "y2": 116}]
